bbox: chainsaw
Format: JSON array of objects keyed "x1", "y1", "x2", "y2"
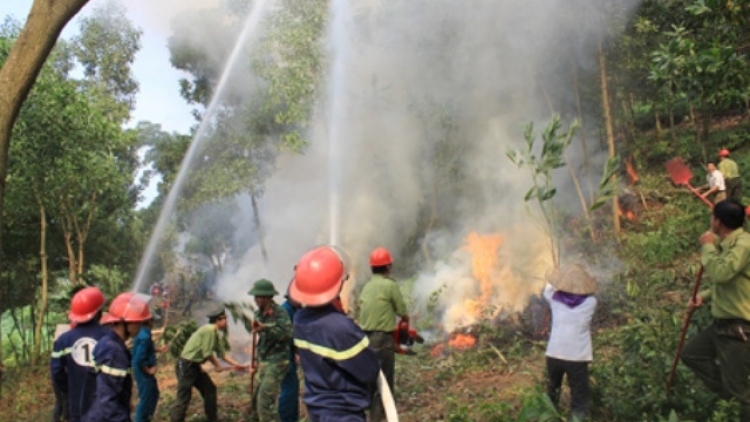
[{"x1": 393, "y1": 318, "x2": 424, "y2": 355}]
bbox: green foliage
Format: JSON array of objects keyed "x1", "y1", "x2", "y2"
[
  {"x1": 507, "y1": 114, "x2": 579, "y2": 268},
  {"x1": 589, "y1": 156, "x2": 620, "y2": 212},
  {"x1": 163, "y1": 319, "x2": 198, "y2": 359}
]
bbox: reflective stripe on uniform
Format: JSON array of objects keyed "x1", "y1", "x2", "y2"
[
  {"x1": 294, "y1": 336, "x2": 370, "y2": 361},
  {"x1": 97, "y1": 364, "x2": 130, "y2": 377},
  {"x1": 51, "y1": 347, "x2": 72, "y2": 358}
]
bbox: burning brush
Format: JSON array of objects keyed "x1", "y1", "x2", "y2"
[{"x1": 429, "y1": 326, "x2": 479, "y2": 358}]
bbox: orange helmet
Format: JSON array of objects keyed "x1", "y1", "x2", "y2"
[
  {"x1": 101, "y1": 293, "x2": 152, "y2": 324},
  {"x1": 369, "y1": 247, "x2": 393, "y2": 267},
  {"x1": 719, "y1": 149, "x2": 731, "y2": 158},
  {"x1": 289, "y1": 246, "x2": 348, "y2": 307},
  {"x1": 68, "y1": 287, "x2": 106, "y2": 324}
]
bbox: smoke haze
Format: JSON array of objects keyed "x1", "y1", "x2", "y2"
[{"x1": 170, "y1": 0, "x2": 640, "y2": 331}]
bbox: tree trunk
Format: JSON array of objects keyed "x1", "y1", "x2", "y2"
[
  {"x1": 63, "y1": 230, "x2": 77, "y2": 284},
  {"x1": 250, "y1": 192, "x2": 268, "y2": 264},
  {"x1": 599, "y1": 41, "x2": 620, "y2": 237},
  {"x1": 0, "y1": 0, "x2": 90, "y2": 375},
  {"x1": 33, "y1": 201, "x2": 48, "y2": 365},
  {"x1": 654, "y1": 105, "x2": 662, "y2": 143},
  {"x1": 572, "y1": 59, "x2": 593, "y2": 203}
]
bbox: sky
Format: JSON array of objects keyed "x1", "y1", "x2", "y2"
[{"x1": 0, "y1": 0, "x2": 217, "y2": 134}]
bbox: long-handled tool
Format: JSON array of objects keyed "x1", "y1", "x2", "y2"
[
  {"x1": 248, "y1": 330, "x2": 258, "y2": 412},
  {"x1": 665, "y1": 158, "x2": 714, "y2": 208},
  {"x1": 667, "y1": 266, "x2": 704, "y2": 393}
]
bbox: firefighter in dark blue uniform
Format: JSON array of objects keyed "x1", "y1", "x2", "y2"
[
  {"x1": 50, "y1": 287, "x2": 108, "y2": 422},
  {"x1": 289, "y1": 246, "x2": 381, "y2": 422},
  {"x1": 84, "y1": 293, "x2": 153, "y2": 422}
]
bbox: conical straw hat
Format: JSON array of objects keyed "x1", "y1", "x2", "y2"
[{"x1": 548, "y1": 264, "x2": 597, "y2": 295}]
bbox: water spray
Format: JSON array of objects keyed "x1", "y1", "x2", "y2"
[
  {"x1": 326, "y1": 0, "x2": 352, "y2": 247},
  {"x1": 131, "y1": 0, "x2": 270, "y2": 293}
]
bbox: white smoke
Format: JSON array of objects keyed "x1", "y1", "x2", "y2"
[{"x1": 170, "y1": 0, "x2": 640, "y2": 331}]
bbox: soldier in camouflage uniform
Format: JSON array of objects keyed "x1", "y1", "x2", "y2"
[{"x1": 249, "y1": 279, "x2": 292, "y2": 422}]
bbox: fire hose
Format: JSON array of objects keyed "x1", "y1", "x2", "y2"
[
  {"x1": 667, "y1": 266, "x2": 704, "y2": 393},
  {"x1": 378, "y1": 370, "x2": 399, "y2": 422}
]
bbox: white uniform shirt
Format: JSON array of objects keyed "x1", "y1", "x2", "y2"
[
  {"x1": 543, "y1": 283, "x2": 597, "y2": 362},
  {"x1": 707, "y1": 170, "x2": 726, "y2": 191}
]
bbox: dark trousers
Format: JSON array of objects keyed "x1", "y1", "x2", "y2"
[
  {"x1": 727, "y1": 177, "x2": 743, "y2": 201},
  {"x1": 681, "y1": 322, "x2": 750, "y2": 420},
  {"x1": 546, "y1": 356, "x2": 590, "y2": 420},
  {"x1": 134, "y1": 372, "x2": 159, "y2": 422},
  {"x1": 170, "y1": 359, "x2": 217, "y2": 422},
  {"x1": 309, "y1": 409, "x2": 366, "y2": 422},
  {"x1": 278, "y1": 361, "x2": 299, "y2": 422},
  {"x1": 51, "y1": 383, "x2": 69, "y2": 422},
  {"x1": 366, "y1": 331, "x2": 395, "y2": 422}
]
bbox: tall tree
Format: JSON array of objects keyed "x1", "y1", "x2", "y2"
[
  {"x1": 0, "y1": 0, "x2": 90, "y2": 373},
  {"x1": 73, "y1": 0, "x2": 141, "y2": 123}
]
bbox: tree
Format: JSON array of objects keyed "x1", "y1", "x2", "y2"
[
  {"x1": 0, "y1": 0, "x2": 89, "y2": 371},
  {"x1": 73, "y1": 0, "x2": 141, "y2": 124}
]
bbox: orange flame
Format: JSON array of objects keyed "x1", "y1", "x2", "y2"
[
  {"x1": 625, "y1": 155, "x2": 640, "y2": 186},
  {"x1": 462, "y1": 232, "x2": 503, "y2": 318},
  {"x1": 448, "y1": 333, "x2": 477, "y2": 350},
  {"x1": 429, "y1": 343, "x2": 445, "y2": 358},
  {"x1": 617, "y1": 203, "x2": 636, "y2": 221}
]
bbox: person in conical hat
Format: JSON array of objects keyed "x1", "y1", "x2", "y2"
[{"x1": 544, "y1": 264, "x2": 598, "y2": 421}]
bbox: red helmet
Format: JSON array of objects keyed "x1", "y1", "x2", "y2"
[
  {"x1": 369, "y1": 247, "x2": 393, "y2": 267},
  {"x1": 289, "y1": 246, "x2": 347, "y2": 307},
  {"x1": 719, "y1": 149, "x2": 731, "y2": 158},
  {"x1": 68, "y1": 287, "x2": 106, "y2": 323},
  {"x1": 101, "y1": 293, "x2": 152, "y2": 324}
]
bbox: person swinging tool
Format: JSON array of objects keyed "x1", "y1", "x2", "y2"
[
  {"x1": 248, "y1": 279, "x2": 292, "y2": 422},
  {"x1": 357, "y1": 247, "x2": 409, "y2": 422},
  {"x1": 170, "y1": 305, "x2": 249, "y2": 422},
  {"x1": 289, "y1": 245, "x2": 381, "y2": 422}
]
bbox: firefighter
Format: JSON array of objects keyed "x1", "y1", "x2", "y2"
[
  {"x1": 85, "y1": 293, "x2": 152, "y2": 422},
  {"x1": 357, "y1": 247, "x2": 409, "y2": 422},
  {"x1": 50, "y1": 286, "x2": 109, "y2": 422},
  {"x1": 719, "y1": 149, "x2": 742, "y2": 201},
  {"x1": 278, "y1": 290, "x2": 300, "y2": 422},
  {"x1": 248, "y1": 279, "x2": 292, "y2": 422},
  {"x1": 289, "y1": 246, "x2": 380, "y2": 422},
  {"x1": 133, "y1": 315, "x2": 168, "y2": 422},
  {"x1": 170, "y1": 305, "x2": 248, "y2": 422}
]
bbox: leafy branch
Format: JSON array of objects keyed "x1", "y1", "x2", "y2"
[{"x1": 507, "y1": 114, "x2": 579, "y2": 269}]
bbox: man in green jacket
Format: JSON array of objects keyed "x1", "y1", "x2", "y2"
[
  {"x1": 248, "y1": 279, "x2": 292, "y2": 422},
  {"x1": 170, "y1": 306, "x2": 248, "y2": 422},
  {"x1": 682, "y1": 199, "x2": 750, "y2": 420},
  {"x1": 719, "y1": 149, "x2": 742, "y2": 201},
  {"x1": 357, "y1": 247, "x2": 408, "y2": 422}
]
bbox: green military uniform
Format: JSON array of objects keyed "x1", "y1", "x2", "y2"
[
  {"x1": 357, "y1": 274, "x2": 407, "y2": 422},
  {"x1": 719, "y1": 158, "x2": 742, "y2": 201},
  {"x1": 171, "y1": 323, "x2": 226, "y2": 422},
  {"x1": 250, "y1": 283, "x2": 292, "y2": 422},
  {"x1": 682, "y1": 228, "x2": 750, "y2": 420}
]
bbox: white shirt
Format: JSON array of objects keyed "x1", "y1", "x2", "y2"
[
  {"x1": 707, "y1": 170, "x2": 726, "y2": 191},
  {"x1": 543, "y1": 283, "x2": 597, "y2": 362}
]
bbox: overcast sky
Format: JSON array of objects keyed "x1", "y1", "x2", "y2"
[{"x1": 0, "y1": 0, "x2": 216, "y2": 134}]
